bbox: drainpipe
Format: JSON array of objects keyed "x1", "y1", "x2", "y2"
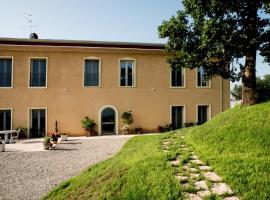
[{"x1": 220, "y1": 77, "x2": 223, "y2": 112}]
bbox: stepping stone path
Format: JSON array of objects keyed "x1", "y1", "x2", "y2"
[{"x1": 162, "y1": 135, "x2": 239, "y2": 200}]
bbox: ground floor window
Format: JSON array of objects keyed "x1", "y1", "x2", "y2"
[
  {"x1": 0, "y1": 109, "x2": 11, "y2": 130},
  {"x1": 29, "y1": 109, "x2": 46, "y2": 138},
  {"x1": 197, "y1": 105, "x2": 209, "y2": 125},
  {"x1": 171, "y1": 106, "x2": 184, "y2": 129}
]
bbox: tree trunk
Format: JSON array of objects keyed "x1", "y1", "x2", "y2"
[
  {"x1": 242, "y1": 50, "x2": 257, "y2": 105},
  {"x1": 242, "y1": 1, "x2": 259, "y2": 105}
]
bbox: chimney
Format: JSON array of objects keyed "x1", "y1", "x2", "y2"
[{"x1": 30, "y1": 33, "x2": 38, "y2": 39}]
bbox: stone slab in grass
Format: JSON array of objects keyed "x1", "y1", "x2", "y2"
[
  {"x1": 197, "y1": 190, "x2": 211, "y2": 198},
  {"x1": 223, "y1": 196, "x2": 239, "y2": 200},
  {"x1": 189, "y1": 168, "x2": 198, "y2": 172},
  {"x1": 191, "y1": 159, "x2": 204, "y2": 165},
  {"x1": 204, "y1": 172, "x2": 222, "y2": 182},
  {"x1": 194, "y1": 180, "x2": 209, "y2": 190},
  {"x1": 170, "y1": 159, "x2": 180, "y2": 167},
  {"x1": 191, "y1": 155, "x2": 199, "y2": 160},
  {"x1": 175, "y1": 175, "x2": 188, "y2": 182},
  {"x1": 198, "y1": 165, "x2": 212, "y2": 171},
  {"x1": 190, "y1": 173, "x2": 200, "y2": 179},
  {"x1": 183, "y1": 165, "x2": 189, "y2": 170},
  {"x1": 184, "y1": 193, "x2": 203, "y2": 200},
  {"x1": 163, "y1": 141, "x2": 170, "y2": 145},
  {"x1": 211, "y1": 183, "x2": 233, "y2": 195}
]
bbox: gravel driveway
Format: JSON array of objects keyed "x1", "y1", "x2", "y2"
[{"x1": 0, "y1": 136, "x2": 132, "y2": 200}]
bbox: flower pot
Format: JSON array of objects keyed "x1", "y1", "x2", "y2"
[
  {"x1": 61, "y1": 134, "x2": 68, "y2": 141},
  {"x1": 0, "y1": 144, "x2": 5, "y2": 152},
  {"x1": 43, "y1": 143, "x2": 52, "y2": 150}
]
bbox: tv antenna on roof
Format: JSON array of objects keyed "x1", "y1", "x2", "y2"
[{"x1": 23, "y1": 13, "x2": 39, "y2": 38}]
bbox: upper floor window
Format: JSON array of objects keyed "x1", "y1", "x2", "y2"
[
  {"x1": 84, "y1": 59, "x2": 100, "y2": 87},
  {"x1": 0, "y1": 58, "x2": 12, "y2": 88},
  {"x1": 120, "y1": 59, "x2": 135, "y2": 87},
  {"x1": 197, "y1": 66, "x2": 210, "y2": 87},
  {"x1": 0, "y1": 109, "x2": 11, "y2": 130},
  {"x1": 30, "y1": 58, "x2": 47, "y2": 87},
  {"x1": 171, "y1": 67, "x2": 184, "y2": 87}
]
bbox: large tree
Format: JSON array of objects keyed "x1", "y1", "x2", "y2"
[
  {"x1": 232, "y1": 74, "x2": 270, "y2": 102},
  {"x1": 159, "y1": 0, "x2": 270, "y2": 105}
]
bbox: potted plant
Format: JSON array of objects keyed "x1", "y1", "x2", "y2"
[
  {"x1": 43, "y1": 137, "x2": 52, "y2": 150},
  {"x1": 81, "y1": 117, "x2": 97, "y2": 136},
  {"x1": 134, "y1": 127, "x2": 143, "y2": 134},
  {"x1": 0, "y1": 140, "x2": 5, "y2": 152},
  {"x1": 61, "y1": 133, "x2": 68, "y2": 141},
  {"x1": 121, "y1": 111, "x2": 133, "y2": 134}
]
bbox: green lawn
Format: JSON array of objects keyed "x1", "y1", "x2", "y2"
[
  {"x1": 43, "y1": 134, "x2": 184, "y2": 200},
  {"x1": 43, "y1": 102, "x2": 270, "y2": 200},
  {"x1": 185, "y1": 102, "x2": 270, "y2": 200}
]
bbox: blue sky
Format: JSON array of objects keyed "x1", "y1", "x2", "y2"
[{"x1": 0, "y1": 0, "x2": 269, "y2": 78}]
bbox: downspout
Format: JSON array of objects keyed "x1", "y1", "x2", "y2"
[{"x1": 220, "y1": 77, "x2": 223, "y2": 112}]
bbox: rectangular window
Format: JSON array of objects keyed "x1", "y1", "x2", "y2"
[
  {"x1": 0, "y1": 58, "x2": 12, "y2": 87},
  {"x1": 29, "y1": 109, "x2": 46, "y2": 138},
  {"x1": 171, "y1": 67, "x2": 184, "y2": 87},
  {"x1": 84, "y1": 59, "x2": 100, "y2": 86},
  {"x1": 197, "y1": 105, "x2": 209, "y2": 125},
  {"x1": 30, "y1": 59, "x2": 47, "y2": 87},
  {"x1": 0, "y1": 109, "x2": 11, "y2": 130},
  {"x1": 197, "y1": 66, "x2": 209, "y2": 87},
  {"x1": 171, "y1": 106, "x2": 184, "y2": 129},
  {"x1": 120, "y1": 60, "x2": 134, "y2": 87}
]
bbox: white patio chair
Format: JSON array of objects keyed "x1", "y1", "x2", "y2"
[{"x1": 11, "y1": 129, "x2": 20, "y2": 143}]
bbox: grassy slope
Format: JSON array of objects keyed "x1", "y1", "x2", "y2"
[
  {"x1": 44, "y1": 102, "x2": 270, "y2": 200},
  {"x1": 185, "y1": 102, "x2": 270, "y2": 200},
  {"x1": 43, "y1": 135, "x2": 182, "y2": 200}
]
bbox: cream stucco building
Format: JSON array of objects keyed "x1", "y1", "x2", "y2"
[{"x1": 0, "y1": 38, "x2": 230, "y2": 137}]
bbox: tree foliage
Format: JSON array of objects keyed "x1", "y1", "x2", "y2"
[{"x1": 159, "y1": 0, "x2": 270, "y2": 104}]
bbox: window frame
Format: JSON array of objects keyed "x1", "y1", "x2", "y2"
[
  {"x1": 0, "y1": 108, "x2": 13, "y2": 130},
  {"x1": 28, "y1": 57, "x2": 48, "y2": 88},
  {"x1": 196, "y1": 66, "x2": 211, "y2": 88},
  {"x1": 170, "y1": 105, "x2": 186, "y2": 129},
  {"x1": 196, "y1": 104, "x2": 212, "y2": 124},
  {"x1": 118, "y1": 58, "x2": 136, "y2": 88},
  {"x1": 83, "y1": 57, "x2": 101, "y2": 88},
  {"x1": 0, "y1": 56, "x2": 13, "y2": 89},
  {"x1": 170, "y1": 67, "x2": 186, "y2": 88},
  {"x1": 28, "y1": 107, "x2": 47, "y2": 138}
]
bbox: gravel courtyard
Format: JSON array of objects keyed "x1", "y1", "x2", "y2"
[{"x1": 0, "y1": 135, "x2": 133, "y2": 200}]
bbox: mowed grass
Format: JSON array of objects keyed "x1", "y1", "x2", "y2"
[
  {"x1": 43, "y1": 134, "x2": 183, "y2": 200},
  {"x1": 44, "y1": 102, "x2": 270, "y2": 200},
  {"x1": 185, "y1": 102, "x2": 270, "y2": 200}
]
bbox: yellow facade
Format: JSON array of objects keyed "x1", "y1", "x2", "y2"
[{"x1": 0, "y1": 38, "x2": 230, "y2": 136}]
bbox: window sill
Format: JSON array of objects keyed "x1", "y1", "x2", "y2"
[
  {"x1": 28, "y1": 86, "x2": 47, "y2": 89},
  {"x1": 196, "y1": 86, "x2": 212, "y2": 89},
  {"x1": 170, "y1": 86, "x2": 186, "y2": 89},
  {"x1": 119, "y1": 86, "x2": 136, "y2": 88},
  {"x1": 83, "y1": 86, "x2": 101, "y2": 88}
]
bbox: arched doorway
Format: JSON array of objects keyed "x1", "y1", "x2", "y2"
[{"x1": 99, "y1": 106, "x2": 118, "y2": 135}]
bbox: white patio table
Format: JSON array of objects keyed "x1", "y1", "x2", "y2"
[{"x1": 0, "y1": 130, "x2": 18, "y2": 143}]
